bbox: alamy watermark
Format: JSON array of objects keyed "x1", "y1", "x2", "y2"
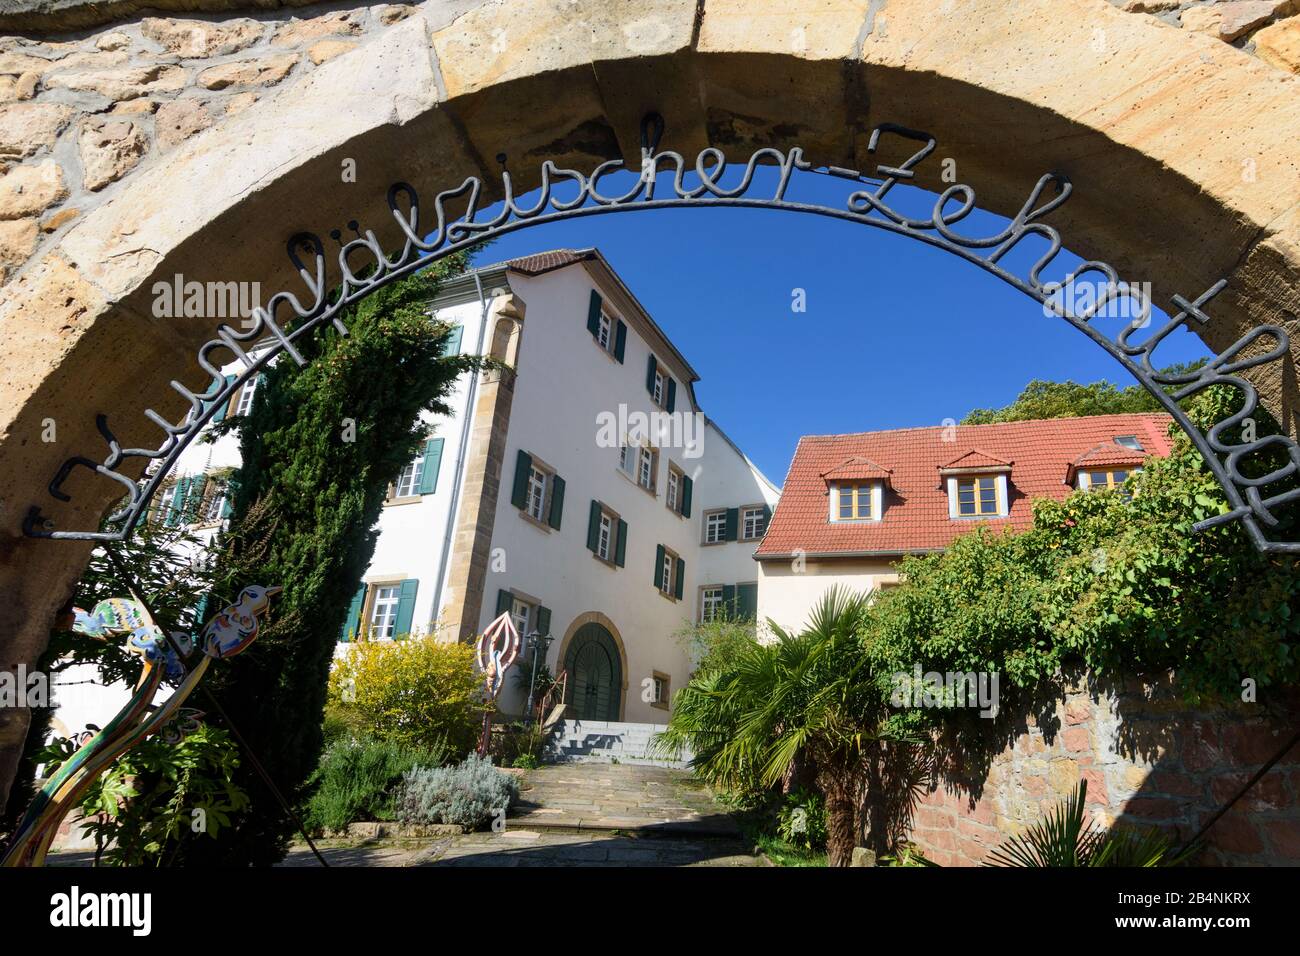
[
  {"x1": 596, "y1": 403, "x2": 705, "y2": 458},
  {"x1": 0, "y1": 664, "x2": 49, "y2": 708},
  {"x1": 890, "y1": 665, "x2": 1000, "y2": 718},
  {"x1": 1041, "y1": 279, "x2": 1152, "y2": 326},
  {"x1": 152, "y1": 273, "x2": 262, "y2": 322}
]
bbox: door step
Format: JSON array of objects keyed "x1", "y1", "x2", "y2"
[{"x1": 544, "y1": 719, "x2": 691, "y2": 768}]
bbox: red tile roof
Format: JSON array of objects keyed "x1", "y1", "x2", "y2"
[
  {"x1": 755, "y1": 413, "x2": 1174, "y2": 558},
  {"x1": 506, "y1": 249, "x2": 595, "y2": 275},
  {"x1": 1066, "y1": 441, "x2": 1151, "y2": 482},
  {"x1": 940, "y1": 449, "x2": 1013, "y2": 473},
  {"x1": 821, "y1": 455, "x2": 893, "y2": 482}
]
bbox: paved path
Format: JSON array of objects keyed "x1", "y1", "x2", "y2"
[
  {"x1": 49, "y1": 762, "x2": 760, "y2": 867},
  {"x1": 280, "y1": 762, "x2": 758, "y2": 867}
]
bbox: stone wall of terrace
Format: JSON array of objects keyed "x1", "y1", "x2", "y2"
[{"x1": 899, "y1": 678, "x2": 1300, "y2": 866}]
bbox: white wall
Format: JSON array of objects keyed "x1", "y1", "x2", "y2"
[
  {"x1": 756, "y1": 557, "x2": 899, "y2": 637},
  {"x1": 52, "y1": 257, "x2": 781, "y2": 736},
  {"x1": 479, "y1": 264, "x2": 780, "y2": 722}
]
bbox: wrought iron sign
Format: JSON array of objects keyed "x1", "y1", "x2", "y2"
[{"x1": 24, "y1": 115, "x2": 1300, "y2": 553}]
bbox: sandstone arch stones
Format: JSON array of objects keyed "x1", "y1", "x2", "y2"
[{"x1": 0, "y1": 0, "x2": 1297, "y2": 806}]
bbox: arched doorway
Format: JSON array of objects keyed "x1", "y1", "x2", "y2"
[{"x1": 563, "y1": 622, "x2": 623, "y2": 722}]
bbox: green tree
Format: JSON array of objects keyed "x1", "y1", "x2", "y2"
[
  {"x1": 961, "y1": 363, "x2": 1206, "y2": 424},
  {"x1": 658, "y1": 588, "x2": 895, "y2": 867},
  {"x1": 179, "y1": 256, "x2": 481, "y2": 865}
]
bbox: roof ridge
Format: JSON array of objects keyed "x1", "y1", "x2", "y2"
[{"x1": 797, "y1": 411, "x2": 1172, "y2": 442}]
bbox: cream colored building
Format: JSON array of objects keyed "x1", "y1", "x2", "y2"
[{"x1": 755, "y1": 414, "x2": 1175, "y2": 634}]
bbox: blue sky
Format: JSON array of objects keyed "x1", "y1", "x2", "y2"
[{"x1": 469, "y1": 167, "x2": 1210, "y2": 486}]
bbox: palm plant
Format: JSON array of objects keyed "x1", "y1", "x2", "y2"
[
  {"x1": 986, "y1": 780, "x2": 1197, "y2": 867},
  {"x1": 655, "y1": 586, "x2": 893, "y2": 866}
]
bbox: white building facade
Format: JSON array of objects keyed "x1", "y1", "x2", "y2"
[{"x1": 122, "y1": 249, "x2": 778, "y2": 726}]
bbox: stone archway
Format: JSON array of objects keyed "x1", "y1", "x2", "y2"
[
  {"x1": 2, "y1": 0, "x2": 1299, "y2": 805},
  {"x1": 555, "y1": 611, "x2": 630, "y2": 722}
]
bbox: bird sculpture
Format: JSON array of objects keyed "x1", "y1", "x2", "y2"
[{"x1": 1, "y1": 584, "x2": 280, "y2": 867}]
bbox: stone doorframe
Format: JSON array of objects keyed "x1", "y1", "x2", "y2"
[
  {"x1": 555, "y1": 612, "x2": 630, "y2": 723},
  {"x1": 2, "y1": 0, "x2": 1299, "y2": 807}
]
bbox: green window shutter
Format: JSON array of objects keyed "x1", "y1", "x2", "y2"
[
  {"x1": 496, "y1": 589, "x2": 513, "y2": 617},
  {"x1": 737, "y1": 583, "x2": 758, "y2": 621},
  {"x1": 586, "y1": 289, "x2": 603, "y2": 338},
  {"x1": 210, "y1": 374, "x2": 236, "y2": 423},
  {"x1": 724, "y1": 507, "x2": 739, "y2": 542},
  {"x1": 721, "y1": 584, "x2": 737, "y2": 618},
  {"x1": 614, "y1": 518, "x2": 627, "y2": 568},
  {"x1": 510, "y1": 450, "x2": 532, "y2": 509},
  {"x1": 418, "y1": 438, "x2": 444, "y2": 495},
  {"x1": 186, "y1": 475, "x2": 207, "y2": 521},
  {"x1": 613, "y1": 320, "x2": 627, "y2": 363},
  {"x1": 646, "y1": 354, "x2": 658, "y2": 395},
  {"x1": 547, "y1": 474, "x2": 565, "y2": 530},
  {"x1": 587, "y1": 499, "x2": 602, "y2": 553},
  {"x1": 536, "y1": 605, "x2": 552, "y2": 637},
  {"x1": 221, "y1": 493, "x2": 233, "y2": 518},
  {"x1": 393, "y1": 579, "x2": 418, "y2": 636},
  {"x1": 666, "y1": 378, "x2": 676, "y2": 414},
  {"x1": 194, "y1": 593, "x2": 210, "y2": 627},
  {"x1": 441, "y1": 325, "x2": 464, "y2": 357},
  {"x1": 339, "y1": 584, "x2": 366, "y2": 642},
  {"x1": 680, "y1": 474, "x2": 693, "y2": 518},
  {"x1": 654, "y1": 544, "x2": 666, "y2": 588},
  {"x1": 674, "y1": 557, "x2": 685, "y2": 600},
  {"x1": 165, "y1": 478, "x2": 186, "y2": 526}
]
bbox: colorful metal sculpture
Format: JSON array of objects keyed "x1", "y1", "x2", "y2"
[
  {"x1": 475, "y1": 611, "x2": 521, "y2": 699},
  {"x1": 1, "y1": 585, "x2": 280, "y2": 867},
  {"x1": 474, "y1": 611, "x2": 520, "y2": 754}
]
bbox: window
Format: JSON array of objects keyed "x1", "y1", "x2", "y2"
[
  {"x1": 741, "y1": 505, "x2": 768, "y2": 540},
  {"x1": 1086, "y1": 469, "x2": 1131, "y2": 491},
  {"x1": 639, "y1": 447, "x2": 653, "y2": 489},
  {"x1": 597, "y1": 512, "x2": 613, "y2": 560},
  {"x1": 619, "y1": 443, "x2": 656, "y2": 493},
  {"x1": 834, "y1": 484, "x2": 873, "y2": 521},
  {"x1": 526, "y1": 465, "x2": 549, "y2": 521},
  {"x1": 655, "y1": 545, "x2": 684, "y2": 600},
  {"x1": 203, "y1": 485, "x2": 227, "y2": 523},
  {"x1": 956, "y1": 476, "x2": 1000, "y2": 517},
  {"x1": 666, "y1": 469, "x2": 679, "y2": 513},
  {"x1": 704, "y1": 511, "x2": 727, "y2": 544},
  {"x1": 511, "y1": 597, "x2": 532, "y2": 637},
  {"x1": 597, "y1": 313, "x2": 612, "y2": 350},
  {"x1": 701, "y1": 586, "x2": 724, "y2": 622},
  {"x1": 370, "y1": 585, "x2": 401, "y2": 640},
  {"x1": 1114, "y1": 435, "x2": 1143, "y2": 451},
  {"x1": 650, "y1": 672, "x2": 670, "y2": 709},
  {"x1": 653, "y1": 370, "x2": 665, "y2": 406},
  {"x1": 234, "y1": 377, "x2": 257, "y2": 417},
  {"x1": 394, "y1": 449, "x2": 425, "y2": 498},
  {"x1": 587, "y1": 500, "x2": 626, "y2": 567}
]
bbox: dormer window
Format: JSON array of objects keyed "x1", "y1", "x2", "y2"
[
  {"x1": 955, "y1": 476, "x2": 1000, "y2": 516},
  {"x1": 1080, "y1": 469, "x2": 1135, "y2": 491},
  {"x1": 830, "y1": 482, "x2": 878, "y2": 522},
  {"x1": 940, "y1": 449, "x2": 1012, "y2": 520},
  {"x1": 1114, "y1": 435, "x2": 1143, "y2": 451}
]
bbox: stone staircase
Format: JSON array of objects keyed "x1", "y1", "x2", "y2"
[{"x1": 544, "y1": 719, "x2": 691, "y2": 769}]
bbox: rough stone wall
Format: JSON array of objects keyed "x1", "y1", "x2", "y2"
[
  {"x1": 903, "y1": 680, "x2": 1300, "y2": 866},
  {"x1": 3, "y1": 0, "x2": 1300, "y2": 288},
  {"x1": 0, "y1": 3, "x2": 433, "y2": 284}
]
